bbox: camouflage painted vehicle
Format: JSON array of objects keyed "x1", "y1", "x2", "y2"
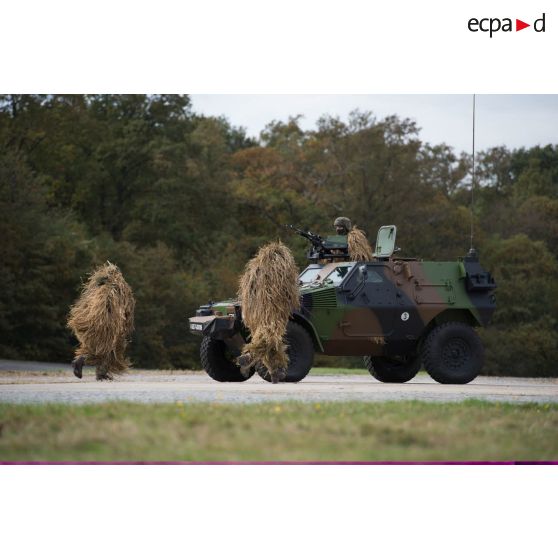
[{"x1": 189, "y1": 226, "x2": 496, "y2": 384}]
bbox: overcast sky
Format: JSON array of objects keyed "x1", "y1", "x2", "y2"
[{"x1": 190, "y1": 95, "x2": 558, "y2": 154}]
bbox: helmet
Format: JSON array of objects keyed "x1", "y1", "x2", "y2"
[{"x1": 334, "y1": 217, "x2": 352, "y2": 232}]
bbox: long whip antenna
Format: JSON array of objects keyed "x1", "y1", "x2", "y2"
[{"x1": 470, "y1": 93, "x2": 476, "y2": 251}]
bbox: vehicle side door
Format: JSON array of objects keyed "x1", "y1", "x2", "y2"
[{"x1": 338, "y1": 263, "x2": 397, "y2": 341}]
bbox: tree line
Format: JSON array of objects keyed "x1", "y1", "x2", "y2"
[{"x1": 1, "y1": 94, "x2": 556, "y2": 375}]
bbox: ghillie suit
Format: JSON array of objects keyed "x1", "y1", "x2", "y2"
[
  {"x1": 237, "y1": 241, "x2": 300, "y2": 383},
  {"x1": 347, "y1": 226, "x2": 374, "y2": 262},
  {"x1": 67, "y1": 262, "x2": 135, "y2": 381}
]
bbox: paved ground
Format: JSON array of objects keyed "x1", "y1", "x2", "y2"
[{"x1": 0, "y1": 360, "x2": 557, "y2": 404}]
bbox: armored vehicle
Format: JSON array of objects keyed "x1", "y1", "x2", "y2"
[{"x1": 189, "y1": 226, "x2": 496, "y2": 384}]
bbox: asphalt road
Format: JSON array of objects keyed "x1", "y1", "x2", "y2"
[{"x1": 0, "y1": 360, "x2": 557, "y2": 404}]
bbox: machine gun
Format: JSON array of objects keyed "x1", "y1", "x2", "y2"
[{"x1": 284, "y1": 224, "x2": 349, "y2": 262}]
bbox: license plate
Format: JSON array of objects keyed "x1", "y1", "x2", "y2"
[{"x1": 190, "y1": 323, "x2": 203, "y2": 331}]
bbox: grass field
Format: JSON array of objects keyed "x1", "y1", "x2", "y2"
[{"x1": 0, "y1": 400, "x2": 556, "y2": 462}]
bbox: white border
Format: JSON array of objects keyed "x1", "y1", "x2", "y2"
[
  {"x1": 1, "y1": 465, "x2": 556, "y2": 557},
  {"x1": 1, "y1": 1, "x2": 555, "y2": 92}
]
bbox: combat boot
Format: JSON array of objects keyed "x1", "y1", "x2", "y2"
[{"x1": 72, "y1": 355, "x2": 86, "y2": 379}]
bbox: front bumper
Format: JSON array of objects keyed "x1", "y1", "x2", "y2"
[{"x1": 188, "y1": 315, "x2": 237, "y2": 339}]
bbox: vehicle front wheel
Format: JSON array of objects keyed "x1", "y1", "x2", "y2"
[
  {"x1": 422, "y1": 322, "x2": 484, "y2": 384},
  {"x1": 200, "y1": 336, "x2": 254, "y2": 382},
  {"x1": 363, "y1": 354, "x2": 421, "y2": 383},
  {"x1": 258, "y1": 322, "x2": 314, "y2": 383}
]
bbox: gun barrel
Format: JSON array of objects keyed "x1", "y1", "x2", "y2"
[
  {"x1": 285, "y1": 224, "x2": 348, "y2": 262},
  {"x1": 286, "y1": 224, "x2": 307, "y2": 236},
  {"x1": 285, "y1": 224, "x2": 323, "y2": 244}
]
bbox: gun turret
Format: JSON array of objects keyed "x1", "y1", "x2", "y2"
[{"x1": 285, "y1": 224, "x2": 349, "y2": 262}]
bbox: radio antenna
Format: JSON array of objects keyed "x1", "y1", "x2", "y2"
[{"x1": 470, "y1": 93, "x2": 476, "y2": 252}]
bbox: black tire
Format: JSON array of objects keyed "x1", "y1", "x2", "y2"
[
  {"x1": 363, "y1": 353, "x2": 421, "y2": 383},
  {"x1": 200, "y1": 336, "x2": 254, "y2": 382},
  {"x1": 422, "y1": 322, "x2": 484, "y2": 384},
  {"x1": 258, "y1": 322, "x2": 315, "y2": 383}
]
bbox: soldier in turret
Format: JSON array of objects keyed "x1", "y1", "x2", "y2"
[{"x1": 334, "y1": 216, "x2": 374, "y2": 261}]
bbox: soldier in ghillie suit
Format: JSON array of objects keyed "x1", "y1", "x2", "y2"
[
  {"x1": 334, "y1": 216, "x2": 374, "y2": 262},
  {"x1": 67, "y1": 262, "x2": 135, "y2": 381},
  {"x1": 237, "y1": 241, "x2": 300, "y2": 383}
]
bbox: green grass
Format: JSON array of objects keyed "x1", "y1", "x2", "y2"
[{"x1": 0, "y1": 400, "x2": 557, "y2": 462}]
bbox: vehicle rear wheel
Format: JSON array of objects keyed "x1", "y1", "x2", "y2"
[
  {"x1": 258, "y1": 322, "x2": 314, "y2": 383},
  {"x1": 363, "y1": 353, "x2": 421, "y2": 383},
  {"x1": 422, "y1": 322, "x2": 484, "y2": 384},
  {"x1": 200, "y1": 336, "x2": 254, "y2": 382}
]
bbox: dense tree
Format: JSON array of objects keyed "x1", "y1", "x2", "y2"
[
  {"x1": 479, "y1": 235, "x2": 558, "y2": 377},
  {"x1": 0, "y1": 147, "x2": 92, "y2": 360}
]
